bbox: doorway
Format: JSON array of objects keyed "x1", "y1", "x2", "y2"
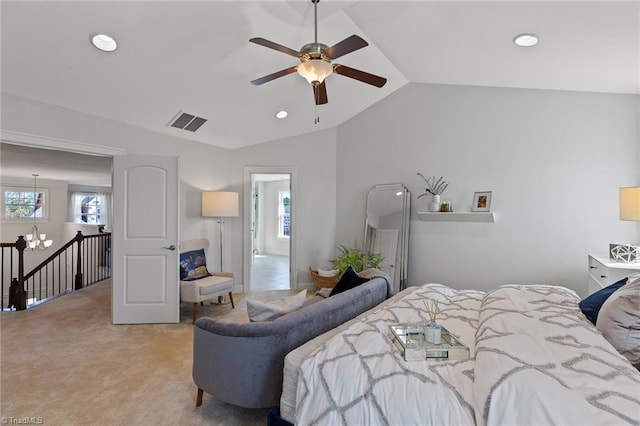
[{"x1": 243, "y1": 166, "x2": 297, "y2": 292}]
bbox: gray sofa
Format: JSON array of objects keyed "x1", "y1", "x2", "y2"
[{"x1": 192, "y1": 277, "x2": 390, "y2": 409}]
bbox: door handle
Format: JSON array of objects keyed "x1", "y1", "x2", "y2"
[{"x1": 163, "y1": 244, "x2": 176, "y2": 251}]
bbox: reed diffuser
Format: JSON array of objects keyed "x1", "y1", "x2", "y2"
[{"x1": 424, "y1": 300, "x2": 442, "y2": 344}]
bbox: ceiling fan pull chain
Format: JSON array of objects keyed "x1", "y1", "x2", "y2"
[{"x1": 314, "y1": 83, "x2": 320, "y2": 124}]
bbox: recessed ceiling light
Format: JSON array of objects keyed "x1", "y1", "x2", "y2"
[
  {"x1": 90, "y1": 34, "x2": 117, "y2": 52},
  {"x1": 513, "y1": 33, "x2": 539, "y2": 47},
  {"x1": 275, "y1": 110, "x2": 288, "y2": 119}
]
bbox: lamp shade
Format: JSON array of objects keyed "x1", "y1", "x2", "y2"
[
  {"x1": 619, "y1": 187, "x2": 640, "y2": 221},
  {"x1": 297, "y1": 59, "x2": 333, "y2": 85},
  {"x1": 202, "y1": 191, "x2": 239, "y2": 217}
]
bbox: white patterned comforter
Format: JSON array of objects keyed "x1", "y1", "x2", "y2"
[
  {"x1": 294, "y1": 284, "x2": 484, "y2": 425},
  {"x1": 292, "y1": 284, "x2": 640, "y2": 426},
  {"x1": 474, "y1": 285, "x2": 640, "y2": 426}
]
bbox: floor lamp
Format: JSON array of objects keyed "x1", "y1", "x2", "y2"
[{"x1": 201, "y1": 191, "x2": 239, "y2": 272}]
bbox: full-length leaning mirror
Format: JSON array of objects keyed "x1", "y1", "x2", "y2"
[{"x1": 363, "y1": 183, "x2": 410, "y2": 293}]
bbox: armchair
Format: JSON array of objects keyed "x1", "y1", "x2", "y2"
[{"x1": 180, "y1": 238, "x2": 235, "y2": 324}]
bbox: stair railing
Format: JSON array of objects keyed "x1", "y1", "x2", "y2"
[{"x1": 1, "y1": 230, "x2": 111, "y2": 310}]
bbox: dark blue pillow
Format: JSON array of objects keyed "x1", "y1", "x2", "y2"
[
  {"x1": 179, "y1": 249, "x2": 211, "y2": 281},
  {"x1": 330, "y1": 266, "x2": 369, "y2": 296},
  {"x1": 579, "y1": 277, "x2": 628, "y2": 325}
]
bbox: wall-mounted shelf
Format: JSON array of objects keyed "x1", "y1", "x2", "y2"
[{"x1": 417, "y1": 212, "x2": 495, "y2": 222}]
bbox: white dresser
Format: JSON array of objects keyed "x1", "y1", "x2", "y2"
[{"x1": 588, "y1": 255, "x2": 640, "y2": 294}]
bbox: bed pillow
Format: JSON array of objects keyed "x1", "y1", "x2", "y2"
[
  {"x1": 579, "y1": 277, "x2": 628, "y2": 325},
  {"x1": 179, "y1": 249, "x2": 212, "y2": 281},
  {"x1": 596, "y1": 276, "x2": 640, "y2": 368},
  {"x1": 247, "y1": 290, "x2": 307, "y2": 322},
  {"x1": 330, "y1": 266, "x2": 369, "y2": 297}
]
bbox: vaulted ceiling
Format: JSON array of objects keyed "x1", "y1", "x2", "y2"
[{"x1": 2, "y1": 1, "x2": 639, "y2": 152}]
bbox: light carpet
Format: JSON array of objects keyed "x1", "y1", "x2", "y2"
[{"x1": 0, "y1": 280, "x2": 300, "y2": 425}]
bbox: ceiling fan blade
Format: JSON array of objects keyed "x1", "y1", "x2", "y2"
[
  {"x1": 324, "y1": 35, "x2": 368, "y2": 59},
  {"x1": 333, "y1": 64, "x2": 387, "y2": 88},
  {"x1": 251, "y1": 66, "x2": 298, "y2": 85},
  {"x1": 313, "y1": 82, "x2": 328, "y2": 105},
  {"x1": 249, "y1": 37, "x2": 301, "y2": 58}
]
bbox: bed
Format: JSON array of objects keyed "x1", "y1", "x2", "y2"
[{"x1": 280, "y1": 283, "x2": 640, "y2": 425}]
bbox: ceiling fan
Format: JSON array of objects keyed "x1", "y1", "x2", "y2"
[{"x1": 249, "y1": 0, "x2": 387, "y2": 106}]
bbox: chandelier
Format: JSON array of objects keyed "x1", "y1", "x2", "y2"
[{"x1": 25, "y1": 174, "x2": 52, "y2": 250}]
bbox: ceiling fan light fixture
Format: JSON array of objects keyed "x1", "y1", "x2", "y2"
[{"x1": 297, "y1": 59, "x2": 333, "y2": 85}]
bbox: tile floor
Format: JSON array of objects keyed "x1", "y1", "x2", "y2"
[{"x1": 250, "y1": 254, "x2": 290, "y2": 290}]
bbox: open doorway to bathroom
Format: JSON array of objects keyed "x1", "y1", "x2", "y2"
[{"x1": 247, "y1": 172, "x2": 292, "y2": 291}]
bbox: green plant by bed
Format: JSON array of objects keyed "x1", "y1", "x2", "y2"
[{"x1": 332, "y1": 242, "x2": 383, "y2": 275}]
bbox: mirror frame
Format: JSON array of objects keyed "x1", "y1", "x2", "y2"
[{"x1": 363, "y1": 183, "x2": 410, "y2": 292}]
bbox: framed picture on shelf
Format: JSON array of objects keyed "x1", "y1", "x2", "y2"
[{"x1": 472, "y1": 191, "x2": 492, "y2": 212}]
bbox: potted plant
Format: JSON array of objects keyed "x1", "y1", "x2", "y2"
[
  {"x1": 332, "y1": 242, "x2": 383, "y2": 275},
  {"x1": 310, "y1": 242, "x2": 383, "y2": 289}
]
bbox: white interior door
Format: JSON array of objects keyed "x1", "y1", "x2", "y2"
[
  {"x1": 374, "y1": 228, "x2": 399, "y2": 290},
  {"x1": 112, "y1": 156, "x2": 179, "y2": 324}
]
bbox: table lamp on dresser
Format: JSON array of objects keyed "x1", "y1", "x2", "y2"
[
  {"x1": 614, "y1": 187, "x2": 640, "y2": 263},
  {"x1": 620, "y1": 187, "x2": 640, "y2": 221}
]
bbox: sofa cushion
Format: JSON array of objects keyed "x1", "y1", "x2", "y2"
[
  {"x1": 579, "y1": 277, "x2": 628, "y2": 325},
  {"x1": 180, "y1": 248, "x2": 211, "y2": 281},
  {"x1": 194, "y1": 275, "x2": 234, "y2": 296},
  {"x1": 330, "y1": 266, "x2": 369, "y2": 296},
  {"x1": 247, "y1": 290, "x2": 307, "y2": 322}
]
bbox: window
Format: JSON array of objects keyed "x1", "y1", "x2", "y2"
[
  {"x1": 80, "y1": 196, "x2": 101, "y2": 224},
  {"x1": 278, "y1": 191, "x2": 290, "y2": 238},
  {"x1": 71, "y1": 193, "x2": 109, "y2": 225},
  {"x1": 2, "y1": 187, "x2": 48, "y2": 220}
]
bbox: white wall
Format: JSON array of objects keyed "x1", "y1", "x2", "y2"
[
  {"x1": 229, "y1": 128, "x2": 337, "y2": 289},
  {"x1": 337, "y1": 83, "x2": 639, "y2": 297},
  {"x1": 1, "y1": 94, "x2": 337, "y2": 293},
  {"x1": 3, "y1": 86, "x2": 638, "y2": 299},
  {"x1": 1, "y1": 93, "x2": 234, "y2": 250}
]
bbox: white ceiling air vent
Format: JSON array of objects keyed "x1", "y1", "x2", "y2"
[{"x1": 167, "y1": 110, "x2": 207, "y2": 132}]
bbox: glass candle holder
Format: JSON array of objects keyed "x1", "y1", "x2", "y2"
[{"x1": 440, "y1": 199, "x2": 452, "y2": 212}]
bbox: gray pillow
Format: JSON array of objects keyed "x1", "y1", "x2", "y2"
[
  {"x1": 596, "y1": 276, "x2": 640, "y2": 368},
  {"x1": 246, "y1": 289, "x2": 307, "y2": 322}
]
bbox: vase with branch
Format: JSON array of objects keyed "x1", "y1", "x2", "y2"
[
  {"x1": 417, "y1": 173, "x2": 449, "y2": 212},
  {"x1": 424, "y1": 300, "x2": 442, "y2": 344}
]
